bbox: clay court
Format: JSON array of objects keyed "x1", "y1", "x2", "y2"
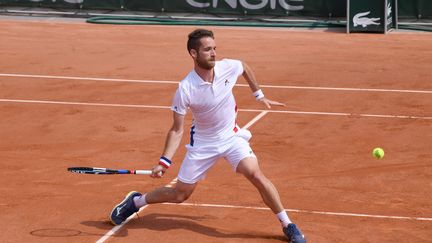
[{"x1": 0, "y1": 19, "x2": 431, "y2": 242}]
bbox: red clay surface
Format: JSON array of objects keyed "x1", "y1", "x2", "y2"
[{"x1": 0, "y1": 19, "x2": 431, "y2": 243}]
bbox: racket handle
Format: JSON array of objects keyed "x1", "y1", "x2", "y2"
[{"x1": 134, "y1": 170, "x2": 152, "y2": 175}]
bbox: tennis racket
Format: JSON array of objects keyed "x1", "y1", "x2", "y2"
[{"x1": 67, "y1": 167, "x2": 152, "y2": 175}]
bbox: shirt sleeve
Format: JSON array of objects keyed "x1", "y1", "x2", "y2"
[
  {"x1": 225, "y1": 59, "x2": 244, "y2": 78},
  {"x1": 171, "y1": 85, "x2": 189, "y2": 115}
]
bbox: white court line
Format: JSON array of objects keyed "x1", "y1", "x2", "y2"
[
  {"x1": 95, "y1": 205, "x2": 149, "y2": 243},
  {"x1": 0, "y1": 73, "x2": 178, "y2": 85},
  {"x1": 96, "y1": 111, "x2": 268, "y2": 243},
  {"x1": 164, "y1": 202, "x2": 432, "y2": 222},
  {"x1": 236, "y1": 84, "x2": 432, "y2": 94},
  {"x1": 1, "y1": 73, "x2": 432, "y2": 94},
  {"x1": 243, "y1": 111, "x2": 269, "y2": 129},
  {"x1": 0, "y1": 98, "x2": 170, "y2": 109},
  {"x1": 1, "y1": 98, "x2": 431, "y2": 120}
]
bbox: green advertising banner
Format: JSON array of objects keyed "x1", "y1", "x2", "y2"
[
  {"x1": 122, "y1": 0, "x2": 162, "y2": 12},
  {"x1": 398, "y1": 0, "x2": 432, "y2": 19},
  {"x1": 347, "y1": 0, "x2": 397, "y2": 33},
  {"x1": 1, "y1": 0, "x2": 431, "y2": 19},
  {"x1": 1, "y1": 0, "x2": 347, "y2": 17},
  {"x1": 120, "y1": 0, "x2": 347, "y2": 17},
  {"x1": 3, "y1": 0, "x2": 81, "y2": 8},
  {"x1": 161, "y1": 0, "x2": 305, "y2": 16},
  {"x1": 82, "y1": 0, "x2": 122, "y2": 10}
]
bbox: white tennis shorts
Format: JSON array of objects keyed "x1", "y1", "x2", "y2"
[{"x1": 177, "y1": 129, "x2": 256, "y2": 184}]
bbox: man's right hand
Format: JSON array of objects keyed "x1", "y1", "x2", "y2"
[{"x1": 151, "y1": 164, "x2": 166, "y2": 178}]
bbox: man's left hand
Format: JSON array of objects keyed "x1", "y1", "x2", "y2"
[{"x1": 259, "y1": 98, "x2": 286, "y2": 109}]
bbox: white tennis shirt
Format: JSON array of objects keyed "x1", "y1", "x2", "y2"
[{"x1": 171, "y1": 59, "x2": 244, "y2": 146}]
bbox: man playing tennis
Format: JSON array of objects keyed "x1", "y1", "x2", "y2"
[{"x1": 109, "y1": 29, "x2": 306, "y2": 243}]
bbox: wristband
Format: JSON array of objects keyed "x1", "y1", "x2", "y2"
[
  {"x1": 253, "y1": 89, "x2": 265, "y2": 100},
  {"x1": 159, "y1": 156, "x2": 172, "y2": 169}
]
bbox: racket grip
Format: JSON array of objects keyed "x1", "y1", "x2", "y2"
[{"x1": 134, "y1": 170, "x2": 152, "y2": 175}]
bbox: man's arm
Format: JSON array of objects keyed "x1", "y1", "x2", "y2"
[
  {"x1": 151, "y1": 111, "x2": 185, "y2": 178},
  {"x1": 241, "y1": 61, "x2": 285, "y2": 108},
  {"x1": 242, "y1": 61, "x2": 261, "y2": 93}
]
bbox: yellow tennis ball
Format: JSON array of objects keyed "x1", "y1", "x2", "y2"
[{"x1": 373, "y1": 148, "x2": 385, "y2": 159}]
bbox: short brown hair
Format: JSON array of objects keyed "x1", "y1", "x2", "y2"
[{"x1": 187, "y1": 29, "x2": 214, "y2": 54}]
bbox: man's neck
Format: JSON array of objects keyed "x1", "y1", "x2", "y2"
[{"x1": 194, "y1": 65, "x2": 214, "y2": 83}]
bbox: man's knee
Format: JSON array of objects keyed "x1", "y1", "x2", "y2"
[
  {"x1": 245, "y1": 169, "x2": 267, "y2": 184},
  {"x1": 172, "y1": 182, "x2": 196, "y2": 203},
  {"x1": 172, "y1": 190, "x2": 192, "y2": 203}
]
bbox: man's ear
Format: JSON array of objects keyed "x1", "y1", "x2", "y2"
[{"x1": 190, "y1": 49, "x2": 197, "y2": 59}]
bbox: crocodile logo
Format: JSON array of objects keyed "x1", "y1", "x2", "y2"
[{"x1": 353, "y1": 11, "x2": 380, "y2": 27}]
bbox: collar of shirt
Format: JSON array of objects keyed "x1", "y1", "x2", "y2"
[{"x1": 192, "y1": 65, "x2": 220, "y2": 86}]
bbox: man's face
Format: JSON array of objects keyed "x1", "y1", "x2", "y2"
[{"x1": 194, "y1": 37, "x2": 216, "y2": 70}]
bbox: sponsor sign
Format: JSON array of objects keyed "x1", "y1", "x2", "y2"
[{"x1": 347, "y1": 0, "x2": 397, "y2": 33}]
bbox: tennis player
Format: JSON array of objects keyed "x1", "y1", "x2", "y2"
[{"x1": 110, "y1": 29, "x2": 306, "y2": 243}]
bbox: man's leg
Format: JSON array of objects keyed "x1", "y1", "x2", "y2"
[
  {"x1": 110, "y1": 181, "x2": 197, "y2": 225},
  {"x1": 140, "y1": 180, "x2": 197, "y2": 204},
  {"x1": 236, "y1": 156, "x2": 284, "y2": 214},
  {"x1": 236, "y1": 157, "x2": 306, "y2": 243}
]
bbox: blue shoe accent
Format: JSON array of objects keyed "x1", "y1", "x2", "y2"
[
  {"x1": 283, "y1": 223, "x2": 306, "y2": 243},
  {"x1": 109, "y1": 191, "x2": 142, "y2": 225}
]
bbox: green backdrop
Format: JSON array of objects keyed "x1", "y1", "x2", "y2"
[{"x1": 1, "y1": 0, "x2": 431, "y2": 19}]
